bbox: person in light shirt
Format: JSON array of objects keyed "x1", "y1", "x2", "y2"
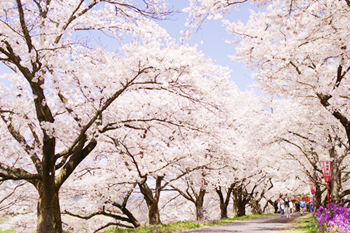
[
  {"x1": 284, "y1": 196, "x2": 291, "y2": 219},
  {"x1": 278, "y1": 199, "x2": 285, "y2": 217},
  {"x1": 299, "y1": 198, "x2": 306, "y2": 215}
]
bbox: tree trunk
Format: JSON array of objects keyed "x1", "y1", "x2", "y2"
[
  {"x1": 148, "y1": 202, "x2": 161, "y2": 225},
  {"x1": 330, "y1": 147, "x2": 340, "y2": 204},
  {"x1": 36, "y1": 183, "x2": 62, "y2": 233},
  {"x1": 216, "y1": 185, "x2": 234, "y2": 219},
  {"x1": 250, "y1": 199, "x2": 262, "y2": 215},
  {"x1": 195, "y1": 188, "x2": 206, "y2": 220},
  {"x1": 232, "y1": 186, "x2": 247, "y2": 217},
  {"x1": 314, "y1": 182, "x2": 322, "y2": 210},
  {"x1": 37, "y1": 133, "x2": 62, "y2": 233},
  {"x1": 220, "y1": 203, "x2": 228, "y2": 219},
  {"x1": 138, "y1": 176, "x2": 163, "y2": 225},
  {"x1": 233, "y1": 200, "x2": 246, "y2": 217}
]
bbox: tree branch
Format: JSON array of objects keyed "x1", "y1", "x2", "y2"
[
  {"x1": 55, "y1": 67, "x2": 152, "y2": 160},
  {"x1": 0, "y1": 163, "x2": 41, "y2": 181},
  {"x1": 55, "y1": 138, "x2": 97, "y2": 188},
  {"x1": 345, "y1": 0, "x2": 350, "y2": 8},
  {"x1": 15, "y1": 0, "x2": 33, "y2": 52}
]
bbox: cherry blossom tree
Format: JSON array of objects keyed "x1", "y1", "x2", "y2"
[
  {"x1": 223, "y1": 0, "x2": 350, "y2": 203},
  {"x1": 267, "y1": 98, "x2": 350, "y2": 208},
  {"x1": 0, "y1": 0, "x2": 237, "y2": 232}
]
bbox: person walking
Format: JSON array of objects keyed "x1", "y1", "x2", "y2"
[
  {"x1": 299, "y1": 198, "x2": 306, "y2": 215},
  {"x1": 284, "y1": 196, "x2": 291, "y2": 219},
  {"x1": 295, "y1": 201, "x2": 300, "y2": 212},
  {"x1": 310, "y1": 202, "x2": 313, "y2": 212},
  {"x1": 279, "y1": 199, "x2": 285, "y2": 217},
  {"x1": 274, "y1": 200, "x2": 278, "y2": 214}
]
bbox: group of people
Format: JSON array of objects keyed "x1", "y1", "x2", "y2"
[{"x1": 274, "y1": 197, "x2": 309, "y2": 218}]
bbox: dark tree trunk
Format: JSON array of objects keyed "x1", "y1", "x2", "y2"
[
  {"x1": 250, "y1": 199, "x2": 262, "y2": 215},
  {"x1": 330, "y1": 147, "x2": 341, "y2": 204},
  {"x1": 233, "y1": 199, "x2": 246, "y2": 217},
  {"x1": 318, "y1": 88, "x2": 350, "y2": 205},
  {"x1": 314, "y1": 182, "x2": 322, "y2": 210},
  {"x1": 138, "y1": 176, "x2": 163, "y2": 225},
  {"x1": 232, "y1": 186, "x2": 248, "y2": 217},
  {"x1": 216, "y1": 184, "x2": 234, "y2": 219},
  {"x1": 220, "y1": 204, "x2": 228, "y2": 219},
  {"x1": 148, "y1": 202, "x2": 161, "y2": 225},
  {"x1": 195, "y1": 188, "x2": 206, "y2": 220},
  {"x1": 37, "y1": 186, "x2": 62, "y2": 233},
  {"x1": 37, "y1": 134, "x2": 62, "y2": 233}
]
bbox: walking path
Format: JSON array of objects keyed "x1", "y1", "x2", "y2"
[{"x1": 178, "y1": 214, "x2": 303, "y2": 233}]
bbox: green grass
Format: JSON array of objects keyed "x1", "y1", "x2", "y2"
[
  {"x1": 279, "y1": 214, "x2": 317, "y2": 233},
  {"x1": 104, "y1": 213, "x2": 276, "y2": 233},
  {"x1": 0, "y1": 217, "x2": 15, "y2": 233},
  {"x1": 0, "y1": 228, "x2": 15, "y2": 233}
]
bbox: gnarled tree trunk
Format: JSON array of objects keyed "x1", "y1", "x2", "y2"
[
  {"x1": 138, "y1": 175, "x2": 163, "y2": 225},
  {"x1": 249, "y1": 199, "x2": 262, "y2": 215},
  {"x1": 232, "y1": 186, "x2": 248, "y2": 217},
  {"x1": 216, "y1": 184, "x2": 235, "y2": 219},
  {"x1": 195, "y1": 188, "x2": 206, "y2": 220},
  {"x1": 37, "y1": 185, "x2": 62, "y2": 233}
]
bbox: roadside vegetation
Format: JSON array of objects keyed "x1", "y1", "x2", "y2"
[
  {"x1": 1, "y1": 213, "x2": 318, "y2": 233},
  {"x1": 103, "y1": 213, "x2": 275, "y2": 233},
  {"x1": 280, "y1": 214, "x2": 316, "y2": 233}
]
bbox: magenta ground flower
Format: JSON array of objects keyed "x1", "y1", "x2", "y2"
[{"x1": 314, "y1": 203, "x2": 350, "y2": 233}]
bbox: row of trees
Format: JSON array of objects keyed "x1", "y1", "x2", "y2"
[
  {"x1": 2, "y1": 0, "x2": 350, "y2": 232},
  {"x1": 0, "y1": 0, "x2": 286, "y2": 232},
  {"x1": 223, "y1": 0, "x2": 350, "y2": 207}
]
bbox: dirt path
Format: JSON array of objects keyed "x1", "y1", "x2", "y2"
[{"x1": 178, "y1": 213, "x2": 303, "y2": 233}]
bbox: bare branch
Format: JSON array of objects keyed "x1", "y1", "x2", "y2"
[
  {"x1": 0, "y1": 182, "x2": 26, "y2": 206},
  {"x1": 64, "y1": 210, "x2": 135, "y2": 231}
]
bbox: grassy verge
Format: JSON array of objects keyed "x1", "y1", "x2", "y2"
[
  {"x1": 279, "y1": 214, "x2": 317, "y2": 233},
  {"x1": 0, "y1": 217, "x2": 15, "y2": 233},
  {"x1": 104, "y1": 213, "x2": 275, "y2": 233}
]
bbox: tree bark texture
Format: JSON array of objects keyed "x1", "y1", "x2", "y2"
[
  {"x1": 37, "y1": 130, "x2": 62, "y2": 233},
  {"x1": 249, "y1": 199, "x2": 262, "y2": 215},
  {"x1": 329, "y1": 147, "x2": 341, "y2": 204},
  {"x1": 37, "y1": 185, "x2": 62, "y2": 233},
  {"x1": 314, "y1": 183, "x2": 322, "y2": 210},
  {"x1": 232, "y1": 186, "x2": 248, "y2": 217},
  {"x1": 195, "y1": 188, "x2": 206, "y2": 220},
  {"x1": 216, "y1": 184, "x2": 234, "y2": 219},
  {"x1": 138, "y1": 176, "x2": 163, "y2": 225}
]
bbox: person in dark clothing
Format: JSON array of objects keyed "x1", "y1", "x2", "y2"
[
  {"x1": 295, "y1": 202, "x2": 300, "y2": 212},
  {"x1": 274, "y1": 200, "x2": 278, "y2": 213}
]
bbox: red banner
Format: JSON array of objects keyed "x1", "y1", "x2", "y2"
[{"x1": 320, "y1": 161, "x2": 331, "y2": 183}]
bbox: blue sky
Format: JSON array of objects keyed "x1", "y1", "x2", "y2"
[
  {"x1": 156, "y1": 1, "x2": 260, "y2": 93},
  {"x1": 0, "y1": 1, "x2": 260, "y2": 93},
  {"x1": 160, "y1": 0, "x2": 263, "y2": 95}
]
